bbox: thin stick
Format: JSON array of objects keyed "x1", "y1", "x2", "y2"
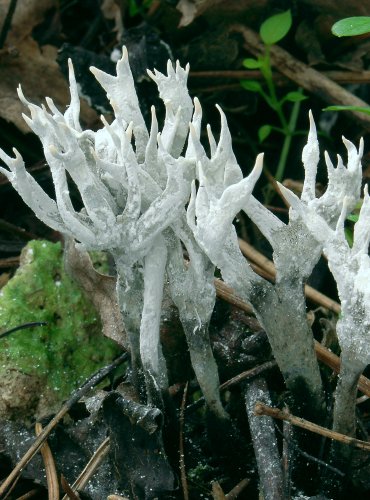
[
  {"x1": 282, "y1": 419, "x2": 293, "y2": 498},
  {"x1": 0, "y1": 0, "x2": 18, "y2": 49},
  {"x1": 0, "y1": 256, "x2": 20, "y2": 268},
  {"x1": 274, "y1": 422, "x2": 345, "y2": 477},
  {"x1": 14, "y1": 489, "x2": 40, "y2": 500},
  {"x1": 214, "y1": 278, "x2": 253, "y2": 314},
  {"x1": 60, "y1": 476, "x2": 79, "y2": 500},
  {"x1": 0, "y1": 322, "x2": 47, "y2": 340},
  {"x1": 220, "y1": 361, "x2": 277, "y2": 391},
  {"x1": 185, "y1": 361, "x2": 276, "y2": 414},
  {"x1": 0, "y1": 352, "x2": 128, "y2": 497},
  {"x1": 189, "y1": 69, "x2": 370, "y2": 85},
  {"x1": 0, "y1": 218, "x2": 38, "y2": 240},
  {"x1": 61, "y1": 437, "x2": 110, "y2": 500},
  {"x1": 225, "y1": 478, "x2": 250, "y2": 499},
  {"x1": 211, "y1": 481, "x2": 226, "y2": 499},
  {"x1": 314, "y1": 341, "x2": 370, "y2": 398},
  {"x1": 179, "y1": 382, "x2": 189, "y2": 500},
  {"x1": 35, "y1": 423, "x2": 59, "y2": 500},
  {"x1": 255, "y1": 402, "x2": 370, "y2": 452}
]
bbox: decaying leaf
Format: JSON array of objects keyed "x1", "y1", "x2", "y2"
[
  {"x1": 64, "y1": 238, "x2": 127, "y2": 349},
  {"x1": 0, "y1": 0, "x2": 97, "y2": 132}
]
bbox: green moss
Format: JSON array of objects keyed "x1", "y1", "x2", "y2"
[{"x1": 0, "y1": 240, "x2": 120, "y2": 402}]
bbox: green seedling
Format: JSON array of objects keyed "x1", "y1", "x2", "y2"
[
  {"x1": 324, "y1": 17, "x2": 370, "y2": 116},
  {"x1": 332, "y1": 17, "x2": 370, "y2": 37},
  {"x1": 241, "y1": 9, "x2": 308, "y2": 201}
]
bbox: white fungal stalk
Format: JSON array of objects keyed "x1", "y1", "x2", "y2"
[
  {"x1": 2, "y1": 43, "x2": 368, "y2": 440},
  {"x1": 0, "y1": 47, "x2": 231, "y2": 419},
  {"x1": 187, "y1": 109, "x2": 362, "y2": 419},
  {"x1": 0, "y1": 49, "x2": 193, "y2": 408},
  {"x1": 186, "y1": 108, "x2": 322, "y2": 416},
  {"x1": 279, "y1": 181, "x2": 369, "y2": 439}
]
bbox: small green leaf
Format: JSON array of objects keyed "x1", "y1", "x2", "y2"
[
  {"x1": 324, "y1": 105, "x2": 370, "y2": 116},
  {"x1": 240, "y1": 80, "x2": 263, "y2": 93},
  {"x1": 258, "y1": 125, "x2": 272, "y2": 143},
  {"x1": 332, "y1": 17, "x2": 370, "y2": 37},
  {"x1": 260, "y1": 9, "x2": 292, "y2": 45},
  {"x1": 243, "y1": 58, "x2": 262, "y2": 69},
  {"x1": 283, "y1": 91, "x2": 308, "y2": 103},
  {"x1": 347, "y1": 214, "x2": 359, "y2": 223}
]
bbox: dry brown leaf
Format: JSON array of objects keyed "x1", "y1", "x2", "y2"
[
  {"x1": 0, "y1": 0, "x2": 97, "y2": 133},
  {"x1": 63, "y1": 238, "x2": 127, "y2": 349}
]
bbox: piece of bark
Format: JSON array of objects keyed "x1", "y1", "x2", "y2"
[{"x1": 232, "y1": 24, "x2": 370, "y2": 132}]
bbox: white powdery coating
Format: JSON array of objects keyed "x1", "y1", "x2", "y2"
[
  {"x1": 147, "y1": 60, "x2": 193, "y2": 157},
  {"x1": 0, "y1": 47, "x2": 198, "y2": 406},
  {"x1": 2, "y1": 44, "x2": 368, "y2": 417},
  {"x1": 0, "y1": 48, "x2": 193, "y2": 260},
  {"x1": 279, "y1": 179, "x2": 370, "y2": 368}
]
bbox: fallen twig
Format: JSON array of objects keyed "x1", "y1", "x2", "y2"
[
  {"x1": 220, "y1": 361, "x2": 277, "y2": 391},
  {"x1": 282, "y1": 419, "x2": 293, "y2": 498},
  {"x1": 214, "y1": 278, "x2": 253, "y2": 314},
  {"x1": 0, "y1": 256, "x2": 20, "y2": 269},
  {"x1": 190, "y1": 69, "x2": 370, "y2": 85},
  {"x1": 0, "y1": 218, "x2": 38, "y2": 241},
  {"x1": 61, "y1": 437, "x2": 110, "y2": 500},
  {"x1": 35, "y1": 422, "x2": 59, "y2": 500},
  {"x1": 186, "y1": 360, "x2": 277, "y2": 414},
  {"x1": 0, "y1": 0, "x2": 18, "y2": 49},
  {"x1": 225, "y1": 477, "x2": 250, "y2": 499},
  {"x1": 255, "y1": 402, "x2": 370, "y2": 452},
  {"x1": 13, "y1": 489, "x2": 40, "y2": 500},
  {"x1": 60, "y1": 476, "x2": 79, "y2": 500},
  {"x1": 274, "y1": 421, "x2": 345, "y2": 477}
]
